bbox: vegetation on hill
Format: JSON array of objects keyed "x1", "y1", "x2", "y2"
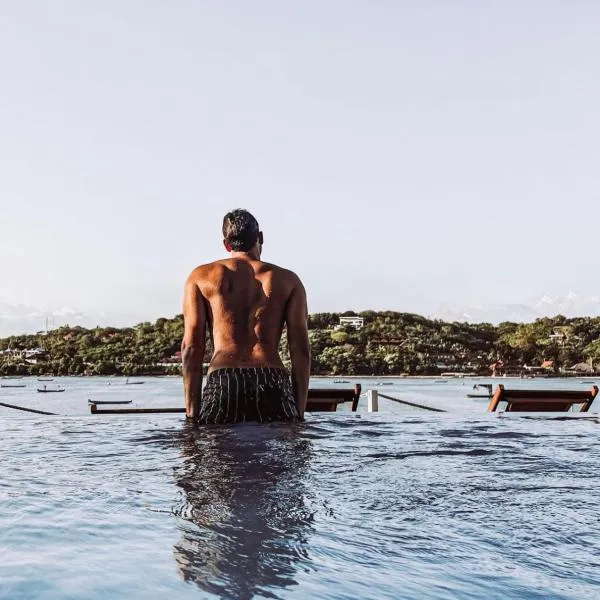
[{"x1": 1, "y1": 312, "x2": 600, "y2": 376}]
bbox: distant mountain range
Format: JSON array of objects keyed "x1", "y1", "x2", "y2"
[
  {"x1": 0, "y1": 302, "x2": 140, "y2": 337},
  {"x1": 2, "y1": 291, "x2": 600, "y2": 336},
  {"x1": 433, "y1": 292, "x2": 600, "y2": 324}
]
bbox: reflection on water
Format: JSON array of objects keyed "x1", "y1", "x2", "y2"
[{"x1": 172, "y1": 423, "x2": 314, "y2": 599}]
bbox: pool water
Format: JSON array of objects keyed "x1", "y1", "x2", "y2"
[{"x1": 1, "y1": 377, "x2": 599, "y2": 599}]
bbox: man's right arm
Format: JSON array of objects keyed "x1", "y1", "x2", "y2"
[
  {"x1": 182, "y1": 273, "x2": 207, "y2": 418},
  {"x1": 285, "y1": 277, "x2": 311, "y2": 417}
]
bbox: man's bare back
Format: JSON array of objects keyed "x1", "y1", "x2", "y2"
[
  {"x1": 188, "y1": 257, "x2": 300, "y2": 371},
  {"x1": 182, "y1": 210, "x2": 310, "y2": 422}
]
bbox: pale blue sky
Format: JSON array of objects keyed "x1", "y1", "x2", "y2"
[{"x1": 1, "y1": 1, "x2": 599, "y2": 325}]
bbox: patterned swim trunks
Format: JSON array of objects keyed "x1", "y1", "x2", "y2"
[{"x1": 196, "y1": 367, "x2": 302, "y2": 424}]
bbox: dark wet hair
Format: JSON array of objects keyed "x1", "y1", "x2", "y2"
[{"x1": 222, "y1": 209, "x2": 261, "y2": 251}]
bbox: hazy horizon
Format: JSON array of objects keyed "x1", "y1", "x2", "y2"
[
  {"x1": 4, "y1": 289, "x2": 600, "y2": 337},
  {"x1": 2, "y1": 2, "x2": 599, "y2": 329}
]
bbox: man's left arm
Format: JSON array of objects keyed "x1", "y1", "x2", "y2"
[{"x1": 182, "y1": 275, "x2": 207, "y2": 418}]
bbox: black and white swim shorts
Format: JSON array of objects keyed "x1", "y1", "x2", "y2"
[{"x1": 196, "y1": 367, "x2": 302, "y2": 424}]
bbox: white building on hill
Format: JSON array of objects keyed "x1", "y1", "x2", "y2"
[{"x1": 335, "y1": 316, "x2": 364, "y2": 330}]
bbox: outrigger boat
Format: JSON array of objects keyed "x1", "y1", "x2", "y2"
[
  {"x1": 466, "y1": 383, "x2": 493, "y2": 399},
  {"x1": 87, "y1": 399, "x2": 133, "y2": 405}
]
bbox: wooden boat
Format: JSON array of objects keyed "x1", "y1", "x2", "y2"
[
  {"x1": 1, "y1": 384, "x2": 26, "y2": 388},
  {"x1": 87, "y1": 399, "x2": 133, "y2": 405},
  {"x1": 37, "y1": 378, "x2": 54, "y2": 382},
  {"x1": 124, "y1": 379, "x2": 145, "y2": 385},
  {"x1": 37, "y1": 387, "x2": 65, "y2": 393},
  {"x1": 333, "y1": 379, "x2": 350, "y2": 383}
]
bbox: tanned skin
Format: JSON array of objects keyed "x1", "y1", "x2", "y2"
[{"x1": 182, "y1": 237, "x2": 310, "y2": 419}]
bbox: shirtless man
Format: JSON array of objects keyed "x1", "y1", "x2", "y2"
[{"x1": 182, "y1": 209, "x2": 310, "y2": 423}]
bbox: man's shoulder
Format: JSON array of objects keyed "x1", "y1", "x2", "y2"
[
  {"x1": 186, "y1": 259, "x2": 303, "y2": 288},
  {"x1": 187, "y1": 259, "x2": 228, "y2": 276},
  {"x1": 258, "y1": 261, "x2": 302, "y2": 284}
]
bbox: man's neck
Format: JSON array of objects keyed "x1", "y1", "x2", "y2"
[{"x1": 230, "y1": 250, "x2": 261, "y2": 261}]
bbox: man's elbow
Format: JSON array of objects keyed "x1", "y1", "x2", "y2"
[
  {"x1": 289, "y1": 340, "x2": 311, "y2": 362},
  {"x1": 181, "y1": 342, "x2": 204, "y2": 371}
]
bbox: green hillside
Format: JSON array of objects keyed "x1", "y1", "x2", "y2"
[{"x1": 1, "y1": 312, "x2": 599, "y2": 377}]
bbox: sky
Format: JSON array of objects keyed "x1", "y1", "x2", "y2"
[{"x1": 1, "y1": 1, "x2": 599, "y2": 329}]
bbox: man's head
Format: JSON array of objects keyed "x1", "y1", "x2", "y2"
[{"x1": 222, "y1": 209, "x2": 263, "y2": 255}]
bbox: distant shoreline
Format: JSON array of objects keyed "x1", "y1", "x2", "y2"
[
  {"x1": 2, "y1": 312, "x2": 598, "y2": 380},
  {"x1": 309, "y1": 374, "x2": 594, "y2": 380},
  {"x1": 3, "y1": 373, "x2": 595, "y2": 380}
]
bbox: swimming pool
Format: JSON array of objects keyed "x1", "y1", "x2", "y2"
[{"x1": 1, "y1": 378, "x2": 599, "y2": 599}]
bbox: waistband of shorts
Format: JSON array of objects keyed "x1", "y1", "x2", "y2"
[{"x1": 207, "y1": 367, "x2": 289, "y2": 378}]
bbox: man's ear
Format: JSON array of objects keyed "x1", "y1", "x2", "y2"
[
  {"x1": 258, "y1": 231, "x2": 264, "y2": 245},
  {"x1": 223, "y1": 239, "x2": 232, "y2": 252}
]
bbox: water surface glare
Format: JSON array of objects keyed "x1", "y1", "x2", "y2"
[{"x1": 1, "y1": 377, "x2": 600, "y2": 599}]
